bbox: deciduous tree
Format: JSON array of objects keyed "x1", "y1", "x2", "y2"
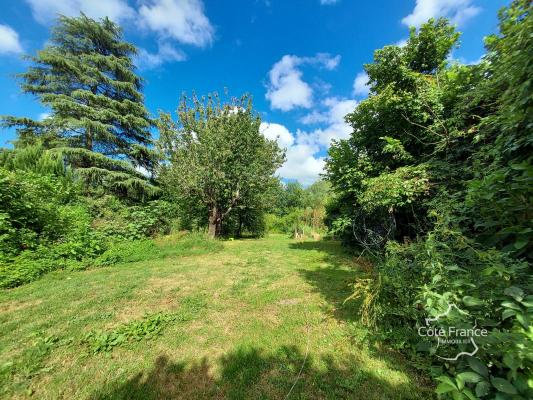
[{"x1": 157, "y1": 94, "x2": 285, "y2": 237}]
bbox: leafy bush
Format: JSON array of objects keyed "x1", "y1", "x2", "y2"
[
  {"x1": 92, "y1": 240, "x2": 158, "y2": 267},
  {"x1": 0, "y1": 166, "x2": 110, "y2": 288},
  {"x1": 0, "y1": 168, "x2": 80, "y2": 258},
  {"x1": 349, "y1": 216, "x2": 533, "y2": 399},
  {"x1": 89, "y1": 196, "x2": 176, "y2": 241},
  {"x1": 83, "y1": 313, "x2": 177, "y2": 353},
  {"x1": 266, "y1": 207, "x2": 326, "y2": 238},
  {"x1": 0, "y1": 163, "x2": 177, "y2": 288}
]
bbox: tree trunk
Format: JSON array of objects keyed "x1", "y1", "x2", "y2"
[
  {"x1": 208, "y1": 206, "x2": 221, "y2": 238},
  {"x1": 86, "y1": 127, "x2": 93, "y2": 151},
  {"x1": 237, "y1": 212, "x2": 243, "y2": 238}
]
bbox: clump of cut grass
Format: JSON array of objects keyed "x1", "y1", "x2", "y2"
[
  {"x1": 83, "y1": 313, "x2": 176, "y2": 353},
  {"x1": 83, "y1": 294, "x2": 208, "y2": 353}
]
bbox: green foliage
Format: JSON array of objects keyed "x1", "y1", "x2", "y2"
[
  {"x1": 462, "y1": 0, "x2": 533, "y2": 259},
  {"x1": 84, "y1": 295, "x2": 206, "y2": 353},
  {"x1": 403, "y1": 18, "x2": 460, "y2": 74},
  {"x1": 265, "y1": 180, "x2": 330, "y2": 238},
  {"x1": 326, "y1": 2, "x2": 533, "y2": 398},
  {"x1": 266, "y1": 207, "x2": 326, "y2": 238},
  {"x1": 1, "y1": 13, "x2": 158, "y2": 200},
  {"x1": 157, "y1": 93, "x2": 285, "y2": 237},
  {"x1": 358, "y1": 165, "x2": 430, "y2": 212},
  {"x1": 222, "y1": 207, "x2": 267, "y2": 238},
  {"x1": 349, "y1": 216, "x2": 532, "y2": 399},
  {"x1": 90, "y1": 197, "x2": 175, "y2": 241},
  {"x1": 0, "y1": 168, "x2": 77, "y2": 257},
  {"x1": 0, "y1": 146, "x2": 177, "y2": 288},
  {"x1": 83, "y1": 313, "x2": 177, "y2": 353}
]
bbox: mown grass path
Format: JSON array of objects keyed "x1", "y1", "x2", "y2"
[{"x1": 0, "y1": 235, "x2": 433, "y2": 399}]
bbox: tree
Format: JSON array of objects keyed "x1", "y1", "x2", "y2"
[
  {"x1": 2, "y1": 14, "x2": 158, "y2": 199},
  {"x1": 325, "y1": 18, "x2": 460, "y2": 243},
  {"x1": 157, "y1": 94, "x2": 285, "y2": 237},
  {"x1": 463, "y1": 0, "x2": 533, "y2": 258},
  {"x1": 283, "y1": 182, "x2": 305, "y2": 210},
  {"x1": 302, "y1": 180, "x2": 331, "y2": 209}
]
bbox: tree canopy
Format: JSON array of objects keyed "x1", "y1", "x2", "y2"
[
  {"x1": 157, "y1": 94, "x2": 285, "y2": 237},
  {"x1": 2, "y1": 14, "x2": 158, "y2": 199}
]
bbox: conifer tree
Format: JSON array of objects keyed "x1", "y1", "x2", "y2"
[{"x1": 3, "y1": 14, "x2": 158, "y2": 199}]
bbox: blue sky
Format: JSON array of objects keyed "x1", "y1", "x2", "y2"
[{"x1": 0, "y1": 0, "x2": 509, "y2": 184}]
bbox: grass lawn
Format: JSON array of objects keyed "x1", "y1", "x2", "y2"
[{"x1": 0, "y1": 234, "x2": 434, "y2": 399}]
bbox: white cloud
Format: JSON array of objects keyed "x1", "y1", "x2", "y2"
[
  {"x1": 139, "y1": 0, "x2": 214, "y2": 47},
  {"x1": 260, "y1": 122, "x2": 294, "y2": 149},
  {"x1": 314, "y1": 53, "x2": 341, "y2": 70},
  {"x1": 264, "y1": 97, "x2": 357, "y2": 185},
  {"x1": 25, "y1": 0, "x2": 135, "y2": 24},
  {"x1": 24, "y1": 0, "x2": 214, "y2": 67},
  {"x1": 266, "y1": 53, "x2": 341, "y2": 111},
  {"x1": 278, "y1": 143, "x2": 325, "y2": 186},
  {"x1": 353, "y1": 71, "x2": 369, "y2": 97},
  {"x1": 402, "y1": 0, "x2": 481, "y2": 28},
  {"x1": 395, "y1": 38, "x2": 408, "y2": 47},
  {"x1": 0, "y1": 24, "x2": 23, "y2": 55},
  {"x1": 266, "y1": 55, "x2": 313, "y2": 112},
  {"x1": 320, "y1": 0, "x2": 340, "y2": 4},
  {"x1": 136, "y1": 42, "x2": 187, "y2": 69},
  {"x1": 324, "y1": 97, "x2": 357, "y2": 123},
  {"x1": 38, "y1": 112, "x2": 50, "y2": 120},
  {"x1": 299, "y1": 111, "x2": 329, "y2": 125},
  {"x1": 298, "y1": 97, "x2": 357, "y2": 147},
  {"x1": 260, "y1": 121, "x2": 323, "y2": 185}
]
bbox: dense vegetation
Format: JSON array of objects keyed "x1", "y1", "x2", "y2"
[
  {"x1": 325, "y1": 1, "x2": 532, "y2": 398},
  {"x1": 0, "y1": 1, "x2": 531, "y2": 399}
]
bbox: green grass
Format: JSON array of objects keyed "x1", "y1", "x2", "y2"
[{"x1": 0, "y1": 234, "x2": 433, "y2": 399}]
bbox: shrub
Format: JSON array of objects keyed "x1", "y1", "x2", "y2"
[
  {"x1": 0, "y1": 168, "x2": 79, "y2": 257},
  {"x1": 349, "y1": 216, "x2": 533, "y2": 399},
  {"x1": 266, "y1": 208, "x2": 326, "y2": 238},
  {"x1": 90, "y1": 197, "x2": 176, "y2": 241}
]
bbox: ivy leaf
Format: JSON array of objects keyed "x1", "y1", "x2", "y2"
[
  {"x1": 515, "y1": 313, "x2": 529, "y2": 329},
  {"x1": 456, "y1": 374, "x2": 465, "y2": 390},
  {"x1": 503, "y1": 353, "x2": 521, "y2": 371},
  {"x1": 513, "y1": 239, "x2": 528, "y2": 249},
  {"x1": 437, "y1": 375, "x2": 458, "y2": 389},
  {"x1": 501, "y1": 301, "x2": 522, "y2": 311},
  {"x1": 520, "y1": 296, "x2": 533, "y2": 307},
  {"x1": 462, "y1": 388, "x2": 477, "y2": 400},
  {"x1": 475, "y1": 381, "x2": 491, "y2": 397},
  {"x1": 502, "y1": 308, "x2": 516, "y2": 320},
  {"x1": 457, "y1": 371, "x2": 484, "y2": 383},
  {"x1": 491, "y1": 377, "x2": 518, "y2": 394},
  {"x1": 504, "y1": 286, "x2": 524, "y2": 301},
  {"x1": 463, "y1": 296, "x2": 484, "y2": 307},
  {"x1": 436, "y1": 382, "x2": 457, "y2": 394},
  {"x1": 467, "y1": 357, "x2": 489, "y2": 378}
]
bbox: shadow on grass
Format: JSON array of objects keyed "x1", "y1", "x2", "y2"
[
  {"x1": 289, "y1": 240, "x2": 366, "y2": 323},
  {"x1": 90, "y1": 345, "x2": 432, "y2": 400},
  {"x1": 288, "y1": 240, "x2": 433, "y2": 395}
]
